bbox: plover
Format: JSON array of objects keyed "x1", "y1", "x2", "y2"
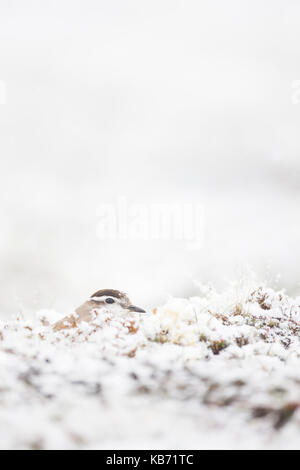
[{"x1": 53, "y1": 289, "x2": 145, "y2": 331}]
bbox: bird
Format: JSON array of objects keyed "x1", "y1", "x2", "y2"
[{"x1": 53, "y1": 289, "x2": 145, "y2": 331}]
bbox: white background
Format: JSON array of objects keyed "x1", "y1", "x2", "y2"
[{"x1": 0, "y1": 0, "x2": 300, "y2": 316}]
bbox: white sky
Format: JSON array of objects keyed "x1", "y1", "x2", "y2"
[{"x1": 0, "y1": 0, "x2": 300, "y2": 315}]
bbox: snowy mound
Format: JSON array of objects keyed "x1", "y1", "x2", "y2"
[{"x1": 1, "y1": 282, "x2": 300, "y2": 449}]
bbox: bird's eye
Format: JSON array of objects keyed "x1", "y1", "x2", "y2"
[{"x1": 105, "y1": 297, "x2": 115, "y2": 304}]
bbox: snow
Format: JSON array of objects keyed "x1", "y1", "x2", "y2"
[{"x1": 1, "y1": 281, "x2": 300, "y2": 449}]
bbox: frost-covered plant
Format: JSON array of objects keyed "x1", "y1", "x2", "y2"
[{"x1": 1, "y1": 280, "x2": 300, "y2": 449}]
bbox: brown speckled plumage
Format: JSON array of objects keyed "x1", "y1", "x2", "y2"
[{"x1": 53, "y1": 289, "x2": 144, "y2": 331}]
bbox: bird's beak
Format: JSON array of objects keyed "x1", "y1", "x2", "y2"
[{"x1": 128, "y1": 305, "x2": 146, "y2": 313}]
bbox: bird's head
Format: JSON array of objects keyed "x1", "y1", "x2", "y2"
[{"x1": 89, "y1": 289, "x2": 146, "y2": 314}]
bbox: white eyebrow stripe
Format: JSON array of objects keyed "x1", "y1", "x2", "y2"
[{"x1": 90, "y1": 296, "x2": 120, "y2": 302}]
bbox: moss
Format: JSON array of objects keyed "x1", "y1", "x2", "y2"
[
  {"x1": 252, "y1": 406, "x2": 272, "y2": 419},
  {"x1": 153, "y1": 329, "x2": 169, "y2": 343},
  {"x1": 209, "y1": 340, "x2": 228, "y2": 355},
  {"x1": 234, "y1": 304, "x2": 242, "y2": 316},
  {"x1": 270, "y1": 387, "x2": 287, "y2": 397},
  {"x1": 274, "y1": 403, "x2": 299, "y2": 430},
  {"x1": 232, "y1": 379, "x2": 246, "y2": 387},
  {"x1": 247, "y1": 317, "x2": 257, "y2": 327},
  {"x1": 235, "y1": 336, "x2": 249, "y2": 347},
  {"x1": 260, "y1": 332, "x2": 268, "y2": 341}
]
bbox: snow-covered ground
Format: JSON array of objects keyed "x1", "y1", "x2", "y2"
[{"x1": 2, "y1": 279, "x2": 300, "y2": 449}]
